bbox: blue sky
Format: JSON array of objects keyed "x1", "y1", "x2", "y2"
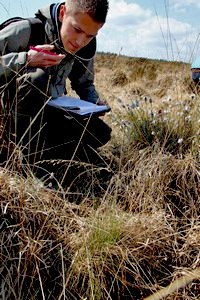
[{"x1": 0, "y1": 0, "x2": 200, "y2": 62}]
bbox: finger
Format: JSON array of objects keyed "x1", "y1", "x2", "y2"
[
  {"x1": 97, "y1": 100, "x2": 107, "y2": 106},
  {"x1": 34, "y1": 44, "x2": 55, "y2": 51}
]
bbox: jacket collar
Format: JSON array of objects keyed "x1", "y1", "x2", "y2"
[{"x1": 35, "y1": 3, "x2": 63, "y2": 44}]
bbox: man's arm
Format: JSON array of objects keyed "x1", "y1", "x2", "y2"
[
  {"x1": 68, "y1": 58, "x2": 99, "y2": 104},
  {"x1": 0, "y1": 20, "x2": 31, "y2": 78},
  {"x1": 0, "y1": 21, "x2": 65, "y2": 80}
]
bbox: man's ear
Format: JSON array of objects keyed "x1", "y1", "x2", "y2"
[{"x1": 59, "y1": 4, "x2": 65, "y2": 22}]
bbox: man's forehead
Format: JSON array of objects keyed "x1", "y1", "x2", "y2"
[{"x1": 68, "y1": 12, "x2": 103, "y2": 35}]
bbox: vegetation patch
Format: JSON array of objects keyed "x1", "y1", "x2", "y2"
[{"x1": 0, "y1": 54, "x2": 200, "y2": 299}]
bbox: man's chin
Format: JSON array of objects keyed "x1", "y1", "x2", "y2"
[
  {"x1": 66, "y1": 44, "x2": 80, "y2": 54},
  {"x1": 70, "y1": 48, "x2": 80, "y2": 54},
  {"x1": 63, "y1": 44, "x2": 81, "y2": 54}
]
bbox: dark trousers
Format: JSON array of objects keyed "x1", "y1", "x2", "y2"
[{"x1": 0, "y1": 68, "x2": 111, "y2": 164}]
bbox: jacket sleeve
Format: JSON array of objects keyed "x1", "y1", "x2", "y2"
[
  {"x1": 68, "y1": 58, "x2": 99, "y2": 104},
  {"x1": 0, "y1": 20, "x2": 31, "y2": 78}
]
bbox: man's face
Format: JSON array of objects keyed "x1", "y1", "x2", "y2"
[{"x1": 59, "y1": 5, "x2": 103, "y2": 53}]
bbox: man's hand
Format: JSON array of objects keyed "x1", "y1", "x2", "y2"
[
  {"x1": 96, "y1": 99, "x2": 108, "y2": 106},
  {"x1": 27, "y1": 44, "x2": 65, "y2": 68},
  {"x1": 96, "y1": 99, "x2": 109, "y2": 116}
]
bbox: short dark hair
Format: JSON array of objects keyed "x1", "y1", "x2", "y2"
[{"x1": 65, "y1": 0, "x2": 109, "y2": 23}]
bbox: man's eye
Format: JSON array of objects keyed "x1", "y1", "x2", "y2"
[{"x1": 74, "y1": 27, "x2": 81, "y2": 33}]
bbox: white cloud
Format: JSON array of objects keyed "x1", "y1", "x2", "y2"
[
  {"x1": 129, "y1": 16, "x2": 195, "y2": 60},
  {"x1": 107, "y1": 0, "x2": 152, "y2": 26},
  {"x1": 97, "y1": 0, "x2": 198, "y2": 61},
  {"x1": 170, "y1": 0, "x2": 200, "y2": 9}
]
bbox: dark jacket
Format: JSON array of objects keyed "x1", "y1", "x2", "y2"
[{"x1": 0, "y1": 3, "x2": 99, "y2": 103}]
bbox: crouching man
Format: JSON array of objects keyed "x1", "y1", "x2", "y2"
[{"x1": 0, "y1": 0, "x2": 111, "y2": 163}]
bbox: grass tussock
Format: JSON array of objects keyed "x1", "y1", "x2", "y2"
[
  {"x1": 1, "y1": 153, "x2": 200, "y2": 299},
  {"x1": 1, "y1": 53, "x2": 200, "y2": 299},
  {"x1": 122, "y1": 93, "x2": 200, "y2": 157},
  {"x1": 0, "y1": 168, "x2": 81, "y2": 299}
]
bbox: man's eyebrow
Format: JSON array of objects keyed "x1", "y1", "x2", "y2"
[{"x1": 74, "y1": 25, "x2": 96, "y2": 38}]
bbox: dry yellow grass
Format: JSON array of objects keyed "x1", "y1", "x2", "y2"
[{"x1": 1, "y1": 53, "x2": 200, "y2": 299}]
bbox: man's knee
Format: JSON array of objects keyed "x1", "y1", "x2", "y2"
[{"x1": 16, "y1": 68, "x2": 49, "y2": 115}]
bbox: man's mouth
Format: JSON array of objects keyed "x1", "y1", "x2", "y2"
[{"x1": 68, "y1": 42, "x2": 79, "y2": 52}]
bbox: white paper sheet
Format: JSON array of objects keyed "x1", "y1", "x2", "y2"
[{"x1": 47, "y1": 96, "x2": 111, "y2": 117}]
